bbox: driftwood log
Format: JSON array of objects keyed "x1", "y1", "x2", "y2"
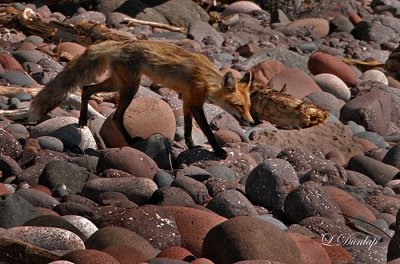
[
  {"x1": 250, "y1": 83, "x2": 328, "y2": 129},
  {"x1": 0, "y1": 237, "x2": 60, "y2": 264}
]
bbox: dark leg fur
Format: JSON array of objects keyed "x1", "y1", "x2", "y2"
[
  {"x1": 79, "y1": 78, "x2": 116, "y2": 126},
  {"x1": 189, "y1": 105, "x2": 227, "y2": 159}
]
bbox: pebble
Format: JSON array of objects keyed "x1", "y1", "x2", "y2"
[
  {"x1": 97, "y1": 146, "x2": 159, "y2": 179},
  {"x1": 206, "y1": 189, "x2": 258, "y2": 218},
  {"x1": 288, "y1": 18, "x2": 330, "y2": 37},
  {"x1": 0, "y1": 226, "x2": 85, "y2": 251},
  {"x1": 85, "y1": 226, "x2": 159, "y2": 259},
  {"x1": 245, "y1": 159, "x2": 299, "y2": 211},
  {"x1": 308, "y1": 52, "x2": 358, "y2": 86},
  {"x1": 348, "y1": 155, "x2": 399, "y2": 186},
  {"x1": 313, "y1": 73, "x2": 351, "y2": 101},
  {"x1": 284, "y1": 181, "x2": 344, "y2": 223},
  {"x1": 81, "y1": 176, "x2": 158, "y2": 205},
  {"x1": 202, "y1": 216, "x2": 301, "y2": 264},
  {"x1": 30, "y1": 116, "x2": 97, "y2": 151},
  {"x1": 362, "y1": 69, "x2": 389, "y2": 85},
  {"x1": 268, "y1": 67, "x2": 322, "y2": 99}
]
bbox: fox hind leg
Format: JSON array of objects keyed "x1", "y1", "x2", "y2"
[
  {"x1": 80, "y1": 78, "x2": 116, "y2": 126},
  {"x1": 112, "y1": 67, "x2": 140, "y2": 143}
]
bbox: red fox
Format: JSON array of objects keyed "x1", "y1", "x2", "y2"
[{"x1": 28, "y1": 40, "x2": 254, "y2": 159}]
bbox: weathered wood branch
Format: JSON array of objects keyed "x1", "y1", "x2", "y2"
[
  {"x1": 0, "y1": 85, "x2": 42, "y2": 97},
  {"x1": 0, "y1": 237, "x2": 60, "y2": 264},
  {"x1": 122, "y1": 17, "x2": 187, "y2": 34}
]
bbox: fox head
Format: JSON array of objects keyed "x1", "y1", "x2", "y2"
[{"x1": 212, "y1": 71, "x2": 254, "y2": 126}]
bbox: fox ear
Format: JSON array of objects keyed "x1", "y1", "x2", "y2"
[
  {"x1": 223, "y1": 71, "x2": 237, "y2": 92},
  {"x1": 239, "y1": 72, "x2": 253, "y2": 86}
]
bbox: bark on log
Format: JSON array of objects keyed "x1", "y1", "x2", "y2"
[
  {"x1": 250, "y1": 83, "x2": 328, "y2": 129},
  {"x1": 0, "y1": 237, "x2": 60, "y2": 264},
  {"x1": 0, "y1": 85, "x2": 42, "y2": 98}
]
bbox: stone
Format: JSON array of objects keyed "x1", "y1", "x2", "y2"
[
  {"x1": 324, "y1": 186, "x2": 376, "y2": 222},
  {"x1": 0, "y1": 193, "x2": 40, "y2": 228},
  {"x1": 61, "y1": 215, "x2": 98, "y2": 241},
  {"x1": 189, "y1": 21, "x2": 224, "y2": 47},
  {"x1": 149, "y1": 187, "x2": 195, "y2": 206},
  {"x1": 300, "y1": 163, "x2": 347, "y2": 186},
  {"x1": 163, "y1": 206, "x2": 226, "y2": 257},
  {"x1": 362, "y1": 69, "x2": 389, "y2": 85},
  {"x1": 249, "y1": 59, "x2": 287, "y2": 85},
  {"x1": 23, "y1": 215, "x2": 86, "y2": 241},
  {"x1": 0, "y1": 129, "x2": 22, "y2": 160},
  {"x1": 206, "y1": 189, "x2": 258, "y2": 218},
  {"x1": 288, "y1": 18, "x2": 330, "y2": 37},
  {"x1": 202, "y1": 216, "x2": 301, "y2": 264},
  {"x1": 268, "y1": 68, "x2": 322, "y2": 99},
  {"x1": 61, "y1": 249, "x2": 119, "y2": 264},
  {"x1": 249, "y1": 122, "x2": 364, "y2": 163},
  {"x1": 1, "y1": 226, "x2": 85, "y2": 251},
  {"x1": 102, "y1": 245, "x2": 148, "y2": 264},
  {"x1": 172, "y1": 176, "x2": 209, "y2": 204},
  {"x1": 221, "y1": 1, "x2": 262, "y2": 17},
  {"x1": 245, "y1": 159, "x2": 299, "y2": 211},
  {"x1": 306, "y1": 91, "x2": 343, "y2": 118},
  {"x1": 36, "y1": 136, "x2": 64, "y2": 152},
  {"x1": 16, "y1": 188, "x2": 59, "y2": 209},
  {"x1": 284, "y1": 181, "x2": 344, "y2": 223},
  {"x1": 276, "y1": 147, "x2": 327, "y2": 172},
  {"x1": 39, "y1": 160, "x2": 90, "y2": 194},
  {"x1": 341, "y1": 89, "x2": 392, "y2": 136},
  {"x1": 308, "y1": 52, "x2": 358, "y2": 86},
  {"x1": 123, "y1": 92, "x2": 175, "y2": 141},
  {"x1": 85, "y1": 226, "x2": 159, "y2": 259},
  {"x1": 96, "y1": 205, "x2": 180, "y2": 250},
  {"x1": 0, "y1": 154, "x2": 22, "y2": 178},
  {"x1": 347, "y1": 155, "x2": 399, "y2": 186},
  {"x1": 81, "y1": 177, "x2": 158, "y2": 205},
  {"x1": 313, "y1": 73, "x2": 351, "y2": 101},
  {"x1": 97, "y1": 147, "x2": 159, "y2": 179},
  {"x1": 29, "y1": 117, "x2": 97, "y2": 151},
  {"x1": 288, "y1": 233, "x2": 331, "y2": 264}
]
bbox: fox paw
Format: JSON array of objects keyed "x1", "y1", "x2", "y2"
[{"x1": 215, "y1": 148, "x2": 228, "y2": 159}]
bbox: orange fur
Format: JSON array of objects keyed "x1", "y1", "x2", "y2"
[{"x1": 29, "y1": 40, "x2": 254, "y2": 159}]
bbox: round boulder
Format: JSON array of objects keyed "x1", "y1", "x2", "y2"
[
  {"x1": 123, "y1": 97, "x2": 176, "y2": 140},
  {"x1": 202, "y1": 216, "x2": 301, "y2": 264}
]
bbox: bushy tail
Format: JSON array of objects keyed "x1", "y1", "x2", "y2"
[{"x1": 28, "y1": 41, "x2": 119, "y2": 121}]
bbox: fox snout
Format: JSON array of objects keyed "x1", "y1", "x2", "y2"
[{"x1": 233, "y1": 111, "x2": 254, "y2": 127}]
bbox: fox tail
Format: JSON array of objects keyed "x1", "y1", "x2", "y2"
[{"x1": 28, "y1": 41, "x2": 118, "y2": 122}]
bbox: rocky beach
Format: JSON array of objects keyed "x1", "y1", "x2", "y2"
[{"x1": 1, "y1": 0, "x2": 400, "y2": 263}]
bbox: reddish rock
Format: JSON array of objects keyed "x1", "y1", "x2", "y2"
[
  {"x1": 324, "y1": 186, "x2": 376, "y2": 222},
  {"x1": 250, "y1": 59, "x2": 287, "y2": 85},
  {"x1": 0, "y1": 183, "x2": 10, "y2": 195},
  {"x1": 163, "y1": 206, "x2": 226, "y2": 257},
  {"x1": 0, "y1": 53, "x2": 23, "y2": 71},
  {"x1": 308, "y1": 52, "x2": 358, "y2": 86},
  {"x1": 97, "y1": 147, "x2": 158, "y2": 179},
  {"x1": 202, "y1": 216, "x2": 301, "y2": 264},
  {"x1": 56, "y1": 42, "x2": 86, "y2": 60},
  {"x1": 157, "y1": 246, "x2": 195, "y2": 260},
  {"x1": 85, "y1": 226, "x2": 159, "y2": 259},
  {"x1": 214, "y1": 129, "x2": 242, "y2": 146},
  {"x1": 288, "y1": 18, "x2": 330, "y2": 37},
  {"x1": 61, "y1": 249, "x2": 119, "y2": 264},
  {"x1": 102, "y1": 245, "x2": 148, "y2": 264},
  {"x1": 287, "y1": 233, "x2": 331, "y2": 264},
  {"x1": 123, "y1": 97, "x2": 176, "y2": 140},
  {"x1": 356, "y1": 137, "x2": 378, "y2": 152},
  {"x1": 99, "y1": 114, "x2": 129, "y2": 148},
  {"x1": 268, "y1": 68, "x2": 322, "y2": 99},
  {"x1": 311, "y1": 237, "x2": 353, "y2": 263}
]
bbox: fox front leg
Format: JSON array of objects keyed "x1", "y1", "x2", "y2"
[{"x1": 189, "y1": 105, "x2": 227, "y2": 159}]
